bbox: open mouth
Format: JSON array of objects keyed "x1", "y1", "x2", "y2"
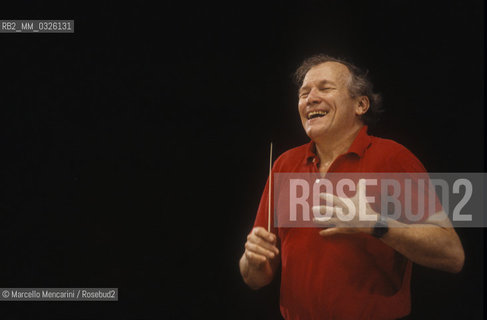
[{"x1": 307, "y1": 110, "x2": 328, "y2": 120}]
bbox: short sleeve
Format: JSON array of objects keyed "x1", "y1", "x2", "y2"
[{"x1": 384, "y1": 147, "x2": 443, "y2": 223}]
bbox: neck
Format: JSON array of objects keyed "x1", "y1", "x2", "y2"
[{"x1": 313, "y1": 125, "x2": 363, "y2": 166}]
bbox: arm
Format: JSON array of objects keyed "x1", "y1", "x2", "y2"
[
  {"x1": 374, "y1": 148, "x2": 465, "y2": 273},
  {"x1": 314, "y1": 184, "x2": 465, "y2": 273},
  {"x1": 372, "y1": 214, "x2": 464, "y2": 273},
  {"x1": 239, "y1": 227, "x2": 280, "y2": 290}
]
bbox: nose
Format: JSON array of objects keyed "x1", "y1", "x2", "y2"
[{"x1": 306, "y1": 88, "x2": 321, "y2": 105}]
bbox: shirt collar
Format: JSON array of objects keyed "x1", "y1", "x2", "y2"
[{"x1": 305, "y1": 125, "x2": 371, "y2": 163}]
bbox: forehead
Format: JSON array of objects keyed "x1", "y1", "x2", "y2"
[{"x1": 301, "y1": 61, "x2": 351, "y2": 87}]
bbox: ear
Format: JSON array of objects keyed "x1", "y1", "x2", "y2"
[{"x1": 355, "y1": 96, "x2": 370, "y2": 116}]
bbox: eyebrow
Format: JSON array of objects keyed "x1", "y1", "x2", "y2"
[{"x1": 299, "y1": 80, "x2": 336, "y2": 93}]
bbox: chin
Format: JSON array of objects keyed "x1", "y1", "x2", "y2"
[{"x1": 305, "y1": 126, "x2": 329, "y2": 141}]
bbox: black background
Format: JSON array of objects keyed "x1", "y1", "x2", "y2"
[{"x1": 0, "y1": 0, "x2": 484, "y2": 319}]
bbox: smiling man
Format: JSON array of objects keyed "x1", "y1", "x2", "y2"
[{"x1": 239, "y1": 55, "x2": 465, "y2": 320}]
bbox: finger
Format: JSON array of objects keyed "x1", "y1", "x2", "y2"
[
  {"x1": 357, "y1": 179, "x2": 366, "y2": 195},
  {"x1": 253, "y1": 227, "x2": 276, "y2": 243},
  {"x1": 319, "y1": 192, "x2": 345, "y2": 208},
  {"x1": 245, "y1": 250, "x2": 267, "y2": 266},
  {"x1": 245, "y1": 242, "x2": 276, "y2": 259},
  {"x1": 313, "y1": 215, "x2": 339, "y2": 226},
  {"x1": 319, "y1": 227, "x2": 351, "y2": 237},
  {"x1": 312, "y1": 205, "x2": 336, "y2": 219},
  {"x1": 247, "y1": 233, "x2": 279, "y2": 255},
  {"x1": 354, "y1": 179, "x2": 371, "y2": 202}
]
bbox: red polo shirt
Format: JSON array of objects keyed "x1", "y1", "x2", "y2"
[{"x1": 253, "y1": 126, "x2": 432, "y2": 320}]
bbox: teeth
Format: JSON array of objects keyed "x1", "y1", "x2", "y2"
[{"x1": 307, "y1": 111, "x2": 328, "y2": 119}]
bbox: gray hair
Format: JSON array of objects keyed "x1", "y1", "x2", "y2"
[{"x1": 293, "y1": 54, "x2": 383, "y2": 126}]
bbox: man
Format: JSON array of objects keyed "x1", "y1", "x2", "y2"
[{"x1": 239, "y1": 55, "x2": 465, "y2": 320}]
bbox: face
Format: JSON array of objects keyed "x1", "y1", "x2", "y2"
[{"x1": 298, "y1": 62, "x2": 366, "y2": 141}]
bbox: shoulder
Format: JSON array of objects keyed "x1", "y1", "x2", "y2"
[
  {"x1": 369, "y1": 136, "x2": 410, "y2": 156},
  {"x1": 272, "y1": 142, "x2": 311, "y2": 172},
  {"x1": 367, "y1": 136, "x2": 426, "y2": 172},
  {"x1": 277, "y1": 143, "x2": 310, "y2": 160}
]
